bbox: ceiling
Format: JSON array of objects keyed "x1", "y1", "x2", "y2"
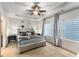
[{"x1": 0, "y1": 2, "x2": 79, "y2": 21}]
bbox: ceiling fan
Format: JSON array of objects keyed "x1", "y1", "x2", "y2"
[{"x1": 26, "y1": 3, "x2": 46, "y2": 16}]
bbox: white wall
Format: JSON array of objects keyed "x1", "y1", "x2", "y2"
[{"x1": 7, "y1": 18, "x2": 43, "y2": 36}]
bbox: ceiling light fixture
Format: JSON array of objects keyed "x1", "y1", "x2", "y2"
[
  {"x1": 33, "y1": 11, "x2": 38, "y2": 15},
  {"x1": 26, "y1": 3, "x2": 46, "y2": 16},
  {"x1": 32, "y1": 5, "x2": 40, "y2": 15}
]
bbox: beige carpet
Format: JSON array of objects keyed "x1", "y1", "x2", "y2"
[{"x1": 1, "y1": 42, "x2": 76, "y2": 57}]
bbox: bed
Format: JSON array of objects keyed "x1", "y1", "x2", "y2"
[{"x1": 17, "y1": 35, "x2": 46, "y2": 53}]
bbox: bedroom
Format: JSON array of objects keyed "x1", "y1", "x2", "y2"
[{"x1": 0, "y1": 2, "x2": 79, "y2": 57}]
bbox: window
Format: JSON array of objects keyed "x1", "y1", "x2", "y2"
[
  {"x1": 62, "y1": 18, "x2": 79, "y2": 41},
  {"x1": 44, "y1": 19, "x2": 54, "y2": 37}
]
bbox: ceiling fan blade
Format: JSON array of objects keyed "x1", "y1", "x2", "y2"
[
  {"x1": 30, "y1": 13, "x2": 33, "y2": 15},
  {"x1": 38, "y1": 13, "x2": 40, "y2": 16},
  {"x1": 39, "y1": 10, "x2": 46, "y2": 12},
  {"x1": 30, "y1": 12, "x2": 40, "y2": 16},
  {"x1": 26, "y1": 10, "x2": 33, "y2": 12}
]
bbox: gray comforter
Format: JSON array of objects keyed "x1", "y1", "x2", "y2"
[{"x1": 19, "y1": 35, "x2": 45, "y2": 45}]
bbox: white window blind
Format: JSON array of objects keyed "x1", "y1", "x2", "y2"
[{"x1": 60, "y1": 9, "x2": 79, "y2": 41}]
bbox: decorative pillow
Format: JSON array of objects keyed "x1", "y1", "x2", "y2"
[
  {"x1": 30, "y1": 35, "x2": 41, "y2": 39},
  {"x1": 19, "y1": 32, "x2": 28, "y2": 36},
  {"x1": 19, "y1": 36, "x2": 30, "y2": 40}
]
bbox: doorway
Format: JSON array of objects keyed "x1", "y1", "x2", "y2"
[
  {"x1": 0, "y1": 15, "x2": 3, "y2": 48},
  {"x1": 0, "y1": 13, "x2": 1, "y2": 56}
]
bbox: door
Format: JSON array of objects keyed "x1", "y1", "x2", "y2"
[
  {"x1": 0, "y1": 13, "x2": 1, "y2": 56},
  {"x1": 0, "y1": 13, "x2": 3, "y2": 47}
]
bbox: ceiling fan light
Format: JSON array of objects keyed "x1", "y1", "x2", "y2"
[{"x1": 34, "y1": 11, "x2": 38, "y2": 15}]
